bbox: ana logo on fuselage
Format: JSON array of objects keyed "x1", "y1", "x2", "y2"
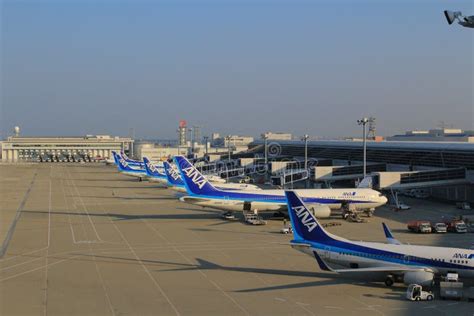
[
  {"x1": 342, "y1": 192, "x2": 356, "y2": 197},
  {"x1": 453, "y1": 253, "x2": 474, "y2": 259},
  {"x1": 183, "y1": 166, "x2": 207, "y2": 189},
  {"x1": 292, "y1": 206, "x2": 317, "y2": 232}
]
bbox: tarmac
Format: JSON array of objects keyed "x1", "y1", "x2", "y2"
[{"x1": 1, "y1": 163, "x2": 473, "y2": 315}]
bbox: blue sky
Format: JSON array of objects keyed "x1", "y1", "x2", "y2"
[{"x1": 1, "y1": 0, "x2": 473, "y2": 139}]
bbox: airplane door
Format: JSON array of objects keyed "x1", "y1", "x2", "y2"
[{"x1": 243, "y1": 201, "x2": 252, "y2": 211}]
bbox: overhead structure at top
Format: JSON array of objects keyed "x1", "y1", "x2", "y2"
[{"x1": 444, "y1": 10, "x2": 474, "y2": 28}]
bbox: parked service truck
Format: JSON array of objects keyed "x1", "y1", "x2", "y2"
[
  {"x1": 431, "y1": 222, "x2": 447, "y2": 233},
  {"x1": 456, "y1": 202, "x2": 471, "y2": 210},
  {"x1": 407, "y1": 221, "x2": 432, "y2": 233},
  {"x1": 446, "y1": 220, "x2": 467, "y2": 233}
]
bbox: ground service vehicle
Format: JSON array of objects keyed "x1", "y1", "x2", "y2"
[
  {"x1": 407, "y1": 220, "x2": 432, "y2": 233},
  {"x1": 446, "y1": 220, "x2": 467, "y2": 233},
  {"x1": 406, "y1": 284, "x2": 434, "y2": 301},
  {"x1": 440, "y1": 281, "x2": 463, "y2": 300},
  {"x1": 431, "y1": 222, "x2": 447, "y2": 233},
  {"x1": 456, "y1": 202, "x2": 471, "y2": 210}
]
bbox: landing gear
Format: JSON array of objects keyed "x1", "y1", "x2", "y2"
[
  {"x1": 385, "y1": 276, "x2": 394, "y2": 287},
  {"x1": 364, "y1": 209, "x2": 374, "y2": 217}
]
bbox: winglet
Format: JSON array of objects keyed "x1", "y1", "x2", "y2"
[
  {"x1": 312, "y1": 251, "x2": 333, "y2": 271},
  {"x1": 382, "y1": 223, "x2": 401, "y2": 245}
]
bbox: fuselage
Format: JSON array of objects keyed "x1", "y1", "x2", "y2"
[
  {"x1": 293, "y1": 238, "x2": 474, "y2": 278},
  {"x1": 184, "y1": 188, "x2": 387, "y2": 213},
  {"x1": 119, "y1": 169, "x2": 147, "y2": 178}
]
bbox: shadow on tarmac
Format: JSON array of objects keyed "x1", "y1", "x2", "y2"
[
  {"x1": 21, "y1": 209, "x2": 220, "y2": 221},
  {"x1": 75, "y1": 185, "x2": 167, "y2": 189},
  {"x1": 66, "y1": 195, "x2": 177, "y2": 200}
]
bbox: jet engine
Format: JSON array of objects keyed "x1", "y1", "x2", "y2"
[
  {"x1": 305, "y1": 204, "x2": 331, "y2": 218},
  {"x1": 403, "y1": 270, "x2": 434, "y2": 287}
]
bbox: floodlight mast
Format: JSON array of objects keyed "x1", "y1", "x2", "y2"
[{"x1": 357, "y1": 118, "x2": 370, "y2": 178}]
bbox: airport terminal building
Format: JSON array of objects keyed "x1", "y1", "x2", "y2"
[
  {"x1": 247, "y1": 139, "x2": 474, "y2": 203},
  {"x1": 0, "y1": 135, "x2": 133, "y2": 162}
]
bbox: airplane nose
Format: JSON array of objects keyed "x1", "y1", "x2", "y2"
[{"x1": 381, "y1": 196, "x2": 388, "y2": 204}]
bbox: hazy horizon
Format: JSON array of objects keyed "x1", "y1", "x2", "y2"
[{"x1": 1, "y1": 0, "x2": 473, "y2": 140}]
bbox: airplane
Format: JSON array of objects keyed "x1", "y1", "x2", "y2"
[
  {"x1": 115, "y1": 152, "x2": 147, "y2": 181},
  {"x1": 163, "y1": 161, "x2": 188, "y2": 192},
  {"x1": 110, "y1": 150, "x2": 143, "y2": 168},
  {"x1": 174, "y1": 156, "x2": 387, "y2": 218},
  {"x1": 444, "y1": 10, "x2": 474, "y2": 28},
  {"x1": 143, "y1": 157, "x2": 167, "y2": 184},
  {"x1": 119, "y1": 151, "x2": 145, "y2": 168},
  {"x1": 285, "y1": 190, "x2": 474, "y2": 287},
  {"x1": 164, "y1": 160, "x2": 264, "y2": 193}
]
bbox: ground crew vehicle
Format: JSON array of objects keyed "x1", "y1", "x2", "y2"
[
  {"x1": 446, "y1": 220, "x2": 467, "y2": 233},
  {"x1": 431, "y1": 222, "x2": 447, "y2": 233},
  {"x1": 440, "y1": 282, "x2": 463, "y2": 300},
  {"x1": 406, "y1": 284, "x2": 434, "y2": 301},
  {"x1": 456, "y1": 202, "x2": 471, "y2": 210},
  {"x1": 407, "y1": 220, "x2": 432, "y2": 233}
]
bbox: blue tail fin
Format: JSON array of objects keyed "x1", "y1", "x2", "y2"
[
  {"x1": 119, "y1": 151, "x2": 144, "y2": 167},
  {"x1": 143, "y1": 157, "x2": 165, "y2": 178},
  {"x1": 382, "y1": 223, "x2": 401, "y2": 245},
  {"x1": 112, "y1": 151, "x2": 120, "y2": 165},
  {"x1": 117, "y1": 155, "x2": 133, "y2": 171},
  {"x1": 285, "y1": 191, "x2": 334, "y2": 243},
  {"x1": 163, "y1": 161, "x2": 185, "y2": 187},
  {"x1": 174, "y1": 156, "x2": 219, "y2": 195}
]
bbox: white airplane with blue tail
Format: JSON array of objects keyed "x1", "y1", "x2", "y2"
[
  {"x1": 114, "y1": 152, "x2": 147, "y2": 181},
  {"x1": 285, "y1": 190, "x2": 474, "y2": 287},
  {"x1": 174, "y1": 156, "x2": 387, "y2": 218},
  {"x1": 164, "y1": 160, "x2": 264, "y2": 193},
  {"x1": 143, "y1": 157, "x2": 167, "y2": 184}
]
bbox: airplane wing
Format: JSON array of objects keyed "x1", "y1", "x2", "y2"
[
  {"x1": 311, "y1": 248, "x2": 433, "y2": 274},
  {"x1": 382, "y1": 223, "x2": 402, "y2": 245}
]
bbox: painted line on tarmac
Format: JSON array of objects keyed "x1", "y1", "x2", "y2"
[{"x1": 0, "y1": 172, "x2": 38, "y2": 258}]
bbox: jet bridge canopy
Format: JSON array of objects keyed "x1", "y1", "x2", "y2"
[
  {"x1": 374, "y1": 168, "x2": 467, "y2": 190},
  {"x1": 314, "y1": 163, "x2": 387, "y2": 181}
]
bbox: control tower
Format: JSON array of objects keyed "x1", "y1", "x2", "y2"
[{"x1": 178, "y1": 120, "x2": 187, "y2": 146}]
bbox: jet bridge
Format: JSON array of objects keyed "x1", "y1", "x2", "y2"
[
  {"x1": 314, "y1": 163, "x2": 387, "y2": 181},
  {"x1": 373, "y1": 168, "x2": 468, "y2": 191}
]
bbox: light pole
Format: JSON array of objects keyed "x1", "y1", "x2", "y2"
[
  {"x1": 357, "y1": 117, "x2": 370, "y2": 178},
  {"x1": 189, "y1": 127, "x2": 195, "y2": 154},
  {"x1": 203, "y1": 136, "x2": 209, "y2": 158},
  {"x1": 302, "y1": 134, "x2": 309, "y2": 171},
  {"x1": 302, "y1": 134, "x2": 309, "y2": 188},
  {"x1": 226, "y1": 135, "x2": 231, "y2": 162},
  {"x1": 262, "y1": 134, "x2": 268, "y2": 168}
]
